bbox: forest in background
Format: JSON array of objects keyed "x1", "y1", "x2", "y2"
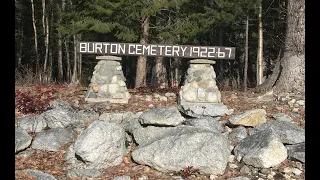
[{"x1": 15, "y1": 0, "x2": 288, "y2": 90}]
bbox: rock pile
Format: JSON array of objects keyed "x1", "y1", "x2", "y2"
[
  {"x1": 179, "y1": 59, "x2": 221, "y2": 104},
  {"x1": 85, "y1": 56, "x2": 131, "y2": 103},
  {"x1": 15, "y1": 100, "x2": 305, "y2": 179},
  {"x1": 178, "y1": 59, "x2": 231, "y2": 118}
]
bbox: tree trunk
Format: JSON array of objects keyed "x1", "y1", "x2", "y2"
[
  {"x1": 17, "y1": 24, "x2": 23, "y2": 69},
  {"x1": 61, "y1": 0, "x2": 69, "y2": 82},
  {"x1": 152, "y1": 56, "x2": 167, "y2": 88},
  {"x1": 79, "y1": 53, "x2": 82, "y2": 81},
  {"x1": 272, "y1": 0, "x2": 305, "y2": 94},
  {"x1": 255, "y1": 0, "x2": 305, "y2": 94},
  {"x1": 30, "y1": 0, "x2": 40, "y2": 78},
  {"x1": 41, "y1": 0, "x2": 46, "y2": 83},
  {"x1": 48, "y1": 50, "x2": 53, "y2": 82},
  {"x1": 135, "y1": 14, "x2": 149, "y2": 88},
  {"x1": 244, "y1": 16, "x2": 249, "y2": 92},
  {"x1": 48, "y1": 10, "x2": 54, "y2": 83},
  {"x1": 174, "y1": 57, "x2": 180, "y2": 87},
  {"x1": 64, "y1": 39, "x2": 70, "y2": 82},
  {"x1": 71, "y1": 34, "x2": 78, "y2": 84},
  {"x1": 42, "y1": 0, "x2": 50, "y2": 83},
  {"x1": 57, "y1": 33, "x2": 63, "y2": 82},
  {"x1": 57, "y1": 3, "x2": 63, "y2": 82},
  {"x1": 256, "y1": 0, "x2": 264, "y2": 85},
  {"x1": 78, "y1": 34, "x2": 82, "y2": 82}
]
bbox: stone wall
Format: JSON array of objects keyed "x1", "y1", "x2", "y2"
[
  {"x1": 179, "y1": 59, "x2": 221, "y2": 104},
  {"x1": 85, "y1": 56, "x2": 130, "y2": 103}
]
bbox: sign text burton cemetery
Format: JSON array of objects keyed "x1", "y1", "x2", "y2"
[{"x1": 77, "y1": 42, "x2": 236, "y2": 60}]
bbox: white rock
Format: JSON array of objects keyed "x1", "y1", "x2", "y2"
[
  {"x1": 145, "y1": 95, "x2": 152, "y2": 102},
  {"x1": 159, "y1": 96, "x2": 168, "y2": 102},
  {"x1": 267, "y1": 174, "x2": 273, "y2": 179},
  {"x1": 228, "y1": 155, "x2": 235, "y2": 163},
  {"x1": 206, "y1": 92, "x2": 220, "y2": 102},
  {"x1": 182, "y1": 90, "x2": 197, "y2": 101},
  {"x1": 292, "y1": 108, "x2": 299, "y2": 112},
  {"x1": 118, "y1": 80, "x2": 126, "y2": 87},
  {"x1": 209, "y1": 174, "x2": 217, "y2": 180},
  {"x1": 296, "y1": 100, "x2": 305, "y2": 106},
  {"x1": 281, "y1": 167, "x2": 293, "y2": 174},
  {"x1": 292, "y1": 168, "x2": 302, "y2": 176},
  {"x1": 111, "y1": 76, "x2": 118, "y2": 83},
  {"x1": 229, "y1": 163, "x2": 238, "y2": 169},
  {"x1": 288, "y1": 99, "x2": 296, "y2": 107},
  {"x1": 108, "y1": 84, "x2": 119, "y2": 94}
]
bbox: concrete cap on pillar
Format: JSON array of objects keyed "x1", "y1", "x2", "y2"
[
  {"x1": 96, "y1": 56, "x2": 122, "y2": 61},
  {"x1": 189, "y1": 59, "x2": 216, "y2": 64}
]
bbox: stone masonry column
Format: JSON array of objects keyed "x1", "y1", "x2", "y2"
[
  {"x1": 85, "y1": 56, "x2": 131, "y2": 104},
  {"x1": 178, "y1": 59, "x2": 230, "y2": 117}
]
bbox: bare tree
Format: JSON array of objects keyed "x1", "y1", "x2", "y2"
[
  {"x1": 244, "y1": 16, "x2": 249, "y2": 92},
  {"x1": 64, "y1": 40, "x2": 71, "y2": 82},
  {"x1": 30, "y1": 0, "x2": 40, "y2": 79},
  {"x1": 42, "y1": 0, "x2": 50, "y2": 83},
  {"x1": 71, "y1": 34, "x2": 78, "y2": 84},
  {"x1": 255, "y1": 0, "x2": 305, "y2": 94},
  {"x1": 57, "y1": 1, "x2": 64, "y2": 82},
  {"x1": 256, "y1": 0, "x2": 264, "y2": 85}
]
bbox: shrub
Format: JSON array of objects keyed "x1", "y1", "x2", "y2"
[
  {"x1": 15, "y1": 85, "x2": 57, "y2": 114},
  {"x1": 176, "y1": 166, "x2": 200, "y2": 179}
]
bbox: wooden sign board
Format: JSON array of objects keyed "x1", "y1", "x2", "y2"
[{"x1": 77, "y1": 41, "x2": 236, "y2": 59}]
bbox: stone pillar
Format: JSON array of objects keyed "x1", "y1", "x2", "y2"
[
  {"x1": 85, "y1": 56, "x2": 131, "y2": 104},
  {"x1": 178, "y1": 59, "x2": 230, "y2": 117}
]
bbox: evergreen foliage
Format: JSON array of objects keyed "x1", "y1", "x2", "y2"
[{"x1": 15, "y1": 0, "x2": 289, "y2": 90}]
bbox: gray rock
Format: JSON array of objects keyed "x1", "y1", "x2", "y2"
[
  {"x1": 228, "y1": 126, "x2": 248, "y2": 146},
  {"x1": 82, "y1": 101, "x2": 112, "y2": 111},
  {"x1": 16, "y1": 149, "x2": 36, "y2": 158},
  {"x1": 67, "y1": 168, "x2": 102, "y2": 178},
  {"x1": 272, "y1": 113, "x2": 292, "y2": 122},
  {"x1": 239, "y1": 165, "x2": 251, "y2": 174},
  {"x1": 31, "y1": 127, "x2": 75, "y2": 151},
  {"x1": 132, "y1": 127, "x2": 230, "y2": 175},
  {"x1": 42, "y1": 109, "x2": 82, "y2": 128},
  {"x1": 72, "y1": 121, "x2": 126, "y2": 169},
  {"x1": 139, "y1": 106, "x2": 185, "y2": 126},
  {"x1": 49, "y1": 100, "x2": 74, "y2": 111},
  {"x1": 178, "y1": 103, "x2": 230, "y2": 118},
  {"x1": 99, "y1": 112, "x2": 127, "y2": 122},
  {"x1": 23, "y1": 169, "x2": 57, "y2": 180},
  {"x1": 15, "y1": 128, "x2": 32, "y2": 153},
  {"x1": 99, "y1": 112, "x2": 142, "y2": 133},
  {"x1": 64, "y1": 144, "x2": 84, "y2": 169},
  {"x1": 133, "y1": 126, "x2": 175, "y2": 146},
  {"x1": 16, "y1": 115, "x2": 47, "y2": 133},
  {"x1": 234, "y1": 129, "x2": 287, "y2": 168},
  {"x1": 85, "y1": 89, "x2": 97, "y2": 98},
  {"x1": 120, "y1": 117, "x2": 142, "y2": 133},
  {"x1": 99, "y1": 111, "x2": 140, "y2": 123},
  {"x1": 113, "y1": 175, "x2": 131, "y2": 180},
  {"x1": 226, "y1": 176, "x2": 251, "y2": 180},
  {"x1": 250, "y1": 120, "x2": 305, "y2": 144},
  {"x1": 186, "y1": 116, "x2": 222, "y2": 133},
  {"x1": 286, "y1": 143, "x2": 305, "y2": 163},
  {"x1": 76, "y1": 110, "x2": 100, "y2": 124}
]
